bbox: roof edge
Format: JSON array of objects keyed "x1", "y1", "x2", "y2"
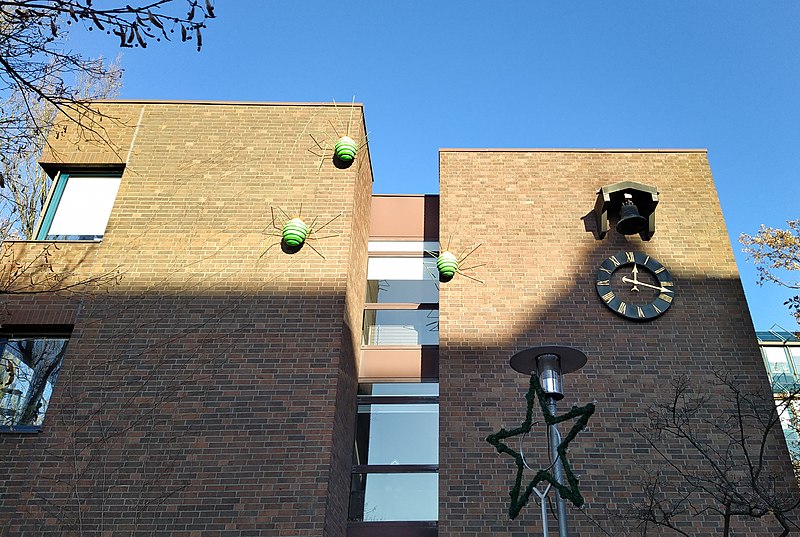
[
  {"x1": 439, "y1": 148, "x2": 708, "y2": 153},
  {"x1": 86, "y1": 99, "x2": 364, "y2": 107}
]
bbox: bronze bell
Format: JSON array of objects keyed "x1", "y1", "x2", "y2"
[{"x1": 616, "y1": 197, "x2": 648, "y2": 235}]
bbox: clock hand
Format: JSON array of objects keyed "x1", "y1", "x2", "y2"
[
  {"x1": 630, "y1": 265, "x2": 640, "y2": 292},
  {"x1": 621, "y1": 276, "x2": 673, "y2": 293}
]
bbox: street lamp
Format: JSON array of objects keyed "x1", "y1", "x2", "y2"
[{"x1": 509, "y1": 345, "x2": 588, "y2": 537}]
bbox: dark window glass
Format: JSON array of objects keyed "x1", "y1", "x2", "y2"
[
  {"x1": 350, "y1": 382, "x2": 438, "y2": 523},
  {"x1": 349, "y1": 473, "x2": 438, "y2": 522},
  {"x1": 1, "y1": 337, "x2": 69, "y2": 429},
  {"x1": 366, "y1": 279, "x2": 439, "y2": 304},
  {"x1": 355, "y1": 403, "x2": 438, "y2": 465}
]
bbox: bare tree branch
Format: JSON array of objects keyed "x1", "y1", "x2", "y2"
[
  {"x1": 0, "y1": 56, "x2": 122, "y2": 241},
  {"x1": 0, "y1": 1, "x2": 216, "y2": 194},
  {"x1": 626, "y1": 374, "x2": 800, "y2": 536}
]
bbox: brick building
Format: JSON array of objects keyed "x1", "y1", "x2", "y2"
[{"x1": 0, "y1": 101, "x2": 796, "y2": 535}]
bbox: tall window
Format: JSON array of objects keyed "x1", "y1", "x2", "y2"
[
  {"x1": 0, "y1": 334, "x2": 69, "y2": 431},
  {"x1": 35, "y1": 172, "x2": 123, "y2": 241},
  {"x1": 349, "y1": 382, "x2": 439, "y2": 522}
]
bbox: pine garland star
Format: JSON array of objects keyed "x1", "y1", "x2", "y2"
[{"x1": 486, "y1": 374, "x2": 595, "y2": 519}]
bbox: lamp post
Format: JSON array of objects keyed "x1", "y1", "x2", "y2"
[{"x1": 509, "y1": 345, "x2": 588, "y2": 537}]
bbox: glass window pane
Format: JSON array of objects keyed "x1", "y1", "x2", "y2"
[
  {"x1": 1, "y1": 338, "x2": 68, "y2": 427},
  {"x1": 764, "y1": 347, "x2": 792, "y2": 375},
  {"x1": 359, "y1": 382, "x2": 440, "y2": 397},
  {"x1": 789, "y1": 347, "x2": 800, "y2": 372},
  {"x1": 366, "y1": 279, "x2": 439, "y2": 303},
  {"x1": 42, "y1": 175, "x2": 122, "y2": 239},
  {"x1": 777, "y1": 400, "x2": 800, "y2": 461},
  {"x1": 350, "y1": 382, "x2": 439, "y2": 523},
  {"x1": 349, "y1": 473, "x2": 438, "y2": 522},
  {"x1": 356, "y1": 403, "x2": 438, "y2": 465},
  {"x1": 367, "y1": 258, "x2": 437, "y2": 281},
  {"x1": 363, "y1": 309, "x2": 438, "y2": 346}
]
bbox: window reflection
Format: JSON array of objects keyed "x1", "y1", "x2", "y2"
[
  {"x1": 366, "y1": 279, "x2": 439, "y2": 304},
  {"x1": 349, "y1": 473, "x2": 438, "y2": 522},
  {"x1": 764, "y1": 347, "x2": 793, "y2": 376},
  {"x1": 367, "y1": 257, "x2": 437, "y2": 282},
  {"x1": 362, "y1": 309, "x2": 439, "y2": 346},
  {"x1": 790, "y1": 347, "x2": 800, "y2": 373},
  {"x1": 350, "y1": 382, "x2": 439, "y2": 523},
  {"x1": 0, "y1": 337, "x2": 69, "y2": 428},
  {"x1": 356, "y1": 403, "x2": 438, "y2": 465}
]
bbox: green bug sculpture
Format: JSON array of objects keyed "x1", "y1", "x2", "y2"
[
  {"x1": 436, "y1": 251, "x2": 459, "y2": 279},
  {"x1": 308, "y1": 97, "x2": 369, "y2": 170},
  {"x1": 334, "y1": 136, "x2": 358, "y2": 163},
  {"x1": 427, "y1": 242, "x2": 485, "y2": 284},
  {"x1": 262, "y1": 206, "x2": 341, "y2": 259},
  {"x1": 282, "y1": 218, "x2": 309, "y2": 247}
]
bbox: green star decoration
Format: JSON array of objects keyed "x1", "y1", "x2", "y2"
[{"x1": 486, "y1": 374, "x2": 595, "y2": 519}]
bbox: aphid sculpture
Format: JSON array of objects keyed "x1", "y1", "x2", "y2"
[
  {"x1": 282, "y1": 218, "x2": 309, "y2": 247},
  {"x1": 428, "y1": 242, "x2": 485, "y2": 284},
  {"x1": 334, "y1": 135, "x2": 358, "y2": 163},
  {"x1": 436, "y1": 251, "x2": 459, "y2": 280},
  {"x1": 308, "y1": 97, "x2": 369, "y2": 170},
  {"x1": 262, "y1": 206, "x2": 341, "y2": 259}
]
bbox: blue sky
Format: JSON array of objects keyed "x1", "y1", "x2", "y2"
[{"x1": 67, "y1": 1, "x2": 800, "y2": 330}]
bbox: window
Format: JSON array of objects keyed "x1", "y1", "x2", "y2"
[
  {"x1": 35, "y1": 172, "x2": 123, "y2": 240},
  {"x1": 366, "y1": 279, "x2": 438, "y2": 304},
  {"x1": 777, "y1": 398, "x2": 800, "y2": 462},
  {"x1": 349, "y1": 382, "x2": 439, "y2": 523},
  {"x1": 764, "y1": 347, "x2": 793, "y2": 376},
  {"x1": 362, "y1": 308, "x2": 438, "y2": 346},
  {"x1": 364, "y1": 253, "x2": 439, "y2": 346},
  {"x1": 789, "y1": 347, "x2": 800, "y2": 374},
  {"x1": 0, "y1": 333, "x2": 69, "y2": 431},
  {"x1": 367, "y1": 257, "x2": 438, "y2": 282},
  {"x1": 762, "y1": 346, "x2": 799, "y2": 393}
]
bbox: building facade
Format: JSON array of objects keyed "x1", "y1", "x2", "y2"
[{"x1": 0, "y1": 101, "x2": 796, "y2": 535}]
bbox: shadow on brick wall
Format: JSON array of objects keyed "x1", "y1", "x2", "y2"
[
  {"x1": 0, "y1": 288, "x2": 359, "y2": 536},
  {"x1": 438, "y1": 235, "x2": 797, "y2": 536}
]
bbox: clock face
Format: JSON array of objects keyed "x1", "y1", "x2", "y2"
[{"x1": 595, "y1": 251, "x2": 674, "y2": 321}]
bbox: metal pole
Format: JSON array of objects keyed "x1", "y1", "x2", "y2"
[
  {"x1": 532, "y1": 483, "x2": 551, "y2": 537},
  {"x1": 547, "y1": 397, "x2": 569, "y2": 537}
]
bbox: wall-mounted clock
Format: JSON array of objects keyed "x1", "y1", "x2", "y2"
[{"x1": 595, "y1": 251, "x2": 674, "y2": 321}]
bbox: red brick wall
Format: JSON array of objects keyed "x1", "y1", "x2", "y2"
[
  {"x1": 438, "y1": 149, "x2": 795, "y2": 535},
  {"x1": 1, "y1": 102, "x2": 372, "y2": 536}
]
